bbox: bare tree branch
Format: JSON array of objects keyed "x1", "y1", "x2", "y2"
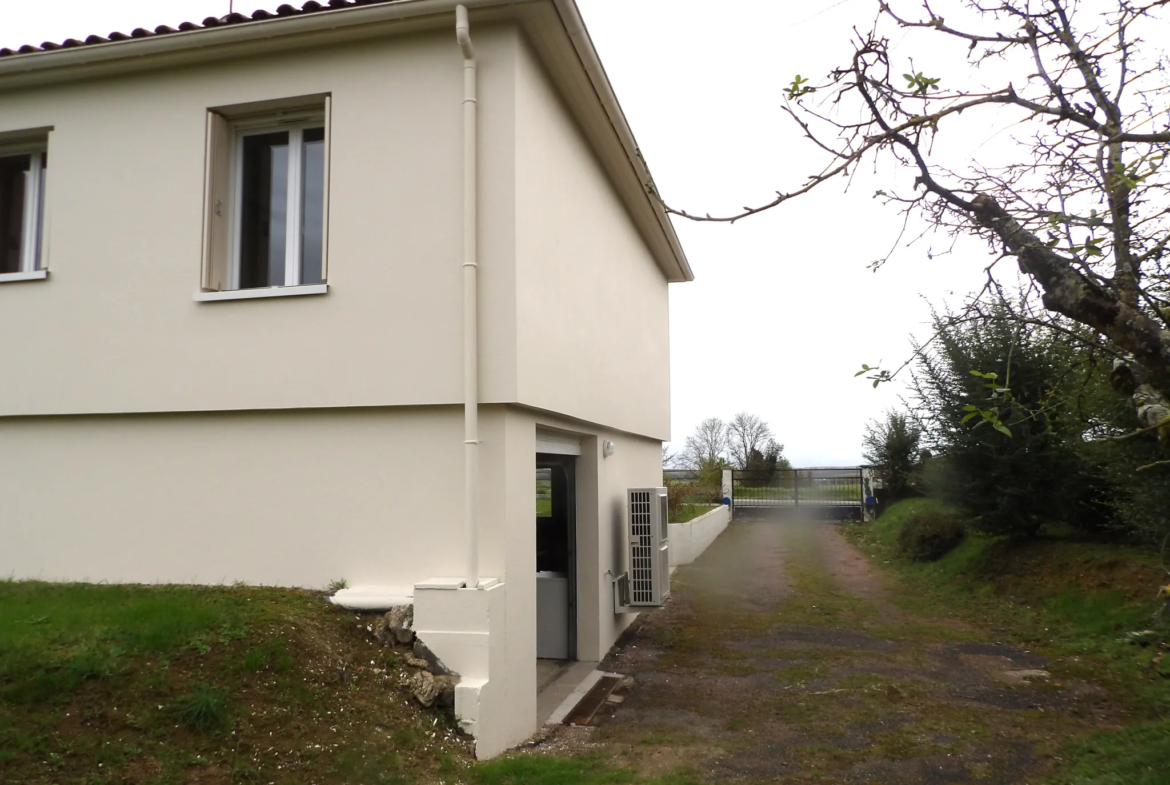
[{"x1": 652, "y1": 0, "x2": 1170, "y2": 441}]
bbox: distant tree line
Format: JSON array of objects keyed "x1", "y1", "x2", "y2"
[{"x1": 666, "y1": 412, "x2": 792, "y2": 487}]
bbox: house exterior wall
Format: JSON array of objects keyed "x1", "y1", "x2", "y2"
[
  {"x1": 488, "y1": 406, "x2": 662, "y2": 751},
  {"x1": 0, "y1": 25, "x2": 519, "y2": 417},
  {"x1": 0, "y1": 16, "x2": 678, "y2": 758},
  {"x1": 513, "y1": 37, "x2": 672, "y2": 441},
  {"x1": 0, "y1": 402, "x2": 660, "y2": 756},
  {"x1": 406, "y1": 405, "x2": 663, "y2": 756},
  {"x1": 0, "y1": 407, "x2": 476, "y2": 587},
  {"x1": 0, "y1": 25, "x2": 670, "y2": 437},
  {"x1": 511, "y1": 409, "x2": 663, "y2": 659}
]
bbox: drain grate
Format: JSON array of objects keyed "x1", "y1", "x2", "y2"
[{"x1": 563, "y1": 675, "x2": 622, "y2": 726}]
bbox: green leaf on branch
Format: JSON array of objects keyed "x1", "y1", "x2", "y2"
[
  {"x1": 962, "y1": 370, "x2": 1015, "y2": 438},
  {"x1": 1080, "y1": 236, "x2": 1104, "y2": 257},
  {"x1": 903, "y1": 71, "x2": 942, "y2": 96},
  {"x1": 855, "y1": 363, "x2": 892, "y2": 388},
  {"x1": 786, "y1": 74, "x2": 816, "y2": 100}
]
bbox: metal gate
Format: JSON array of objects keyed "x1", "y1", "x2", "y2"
[{"x1": 731, "y1": 467, "x2": 864, "y2": 520}]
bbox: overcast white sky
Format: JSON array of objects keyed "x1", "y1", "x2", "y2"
[{"x1": 4, "y1": 0, "x2": 999, "y2": 466}]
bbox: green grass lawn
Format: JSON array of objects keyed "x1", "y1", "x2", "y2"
[
  {"x1": 472, "y1": 755, "x2": 701, "y2": 785},
  {"x1": 848, "y1": 499, "x2": 1170, "y2": 785},
  {"x1": 0, "y1": 581, "x2": 470, "y2": 784}
]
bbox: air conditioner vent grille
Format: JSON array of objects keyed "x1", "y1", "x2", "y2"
[
  {"x1": 629, "y1": 489, "x2": 654, "y2": 604},
  {"x1": 625, "y1": 487, "x2": 670, "y2": 607}
]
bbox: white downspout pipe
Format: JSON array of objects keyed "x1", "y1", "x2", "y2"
[{"x1": 456, "y1": 5, "x2": 480, "y2": 589}]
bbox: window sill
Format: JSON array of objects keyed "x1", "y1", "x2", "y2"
[
  {"x1": 193, "y1": 284, "x2": 328, "y2": 303},
  {"x1": 0, "y1": 269, "x2": 49, "y2": 284}
]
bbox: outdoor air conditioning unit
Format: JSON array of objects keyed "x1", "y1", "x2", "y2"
[{"x1": 614, "y1": 487, "x2": 670, "y2": 613}]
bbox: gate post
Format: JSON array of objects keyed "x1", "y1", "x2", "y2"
[
  {"x1": 861, "y1": 467, "x2": 875, "y2": 522},
  {"x1": 721, "y1": 469, "x2": 733, "y2": 508}
]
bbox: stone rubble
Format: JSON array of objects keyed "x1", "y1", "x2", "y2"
[
  {"x1": 385, "y1": 604, "x2": 415, "y2": 644},
  {"x1": 363, "y1": 605, "x2": 459, "y2": 708}
]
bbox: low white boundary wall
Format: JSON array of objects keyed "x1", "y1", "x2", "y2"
[{"x1": 668, "y1": 504, "x2": 731, "y2": 567}]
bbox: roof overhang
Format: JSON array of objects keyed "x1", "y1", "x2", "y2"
[{"x1": 0, "y1": 0, "x2": 693, "y2": 283}]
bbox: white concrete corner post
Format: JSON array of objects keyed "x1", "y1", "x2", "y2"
[{"x1": 413, "y1": 579, "x2": 508, "y2": 758}]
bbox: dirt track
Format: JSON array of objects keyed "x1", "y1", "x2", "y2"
[{"x1": 530, "y1": 517, "x2": 1124, "y2": 784}]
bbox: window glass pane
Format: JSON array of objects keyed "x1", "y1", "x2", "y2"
[
  {"x1": 239, "y1": 132, "x2": 289, "y2": 289},
  {"x1": 536, "y1": 465, "x2": 569, "y2": 574},
  {"x1": 0, "y1": 154, "x2": 29, "y2": 274},
  {"x1": 300, "y1": 127, "x2": 326, "y2": 285}
]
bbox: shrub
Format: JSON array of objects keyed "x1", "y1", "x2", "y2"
[
  {"x1": 665, "y1": 480, "x2": 721, "y2": 521},
  {"x1": 910, "y1": 305, "x2": 1114, "y2": 537},
  {"x1": 665, "y1": 481, "x2": 686, "y2": 522},
  {"x1": 898, "y1": 510, "x2": 966, "y2": 562},
  {"x1": 862, "y1": 410, "x2": 922, "y2": 500}
]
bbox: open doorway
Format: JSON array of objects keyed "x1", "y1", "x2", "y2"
[{"x1": 535, "y1": 454, "x2": 576, "y2": 663}]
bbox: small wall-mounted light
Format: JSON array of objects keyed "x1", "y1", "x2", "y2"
[{"x1": 602, "y1": 440, "x2": 616, "y2": 458}]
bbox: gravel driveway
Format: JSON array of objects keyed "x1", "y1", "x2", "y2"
[{"x1": 528, "y1": 516, "x2": 1123, "y2": 784}]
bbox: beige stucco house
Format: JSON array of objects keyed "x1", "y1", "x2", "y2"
[{"x1": 0, "y1": 0, "x2": 691, "y2": 759}]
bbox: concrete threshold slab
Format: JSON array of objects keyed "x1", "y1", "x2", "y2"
[
  {"x1": 542, "y1": 665, "x2": 622, "y2": 726},
  {"x1": 562, "y1": 674, "x2": 623, "y2": 726}
]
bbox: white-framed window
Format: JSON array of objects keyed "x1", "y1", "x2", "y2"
[
  {"x1": 200, "y1": 96, "x2": 330, "y2": 298},
  {"x1": 0, "y1": 139, "x2": 48, "y2": 278}
]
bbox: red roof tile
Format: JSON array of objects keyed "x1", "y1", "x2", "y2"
[{"x1": 0, "y1": 0, "x2": 395, "y2": 58}]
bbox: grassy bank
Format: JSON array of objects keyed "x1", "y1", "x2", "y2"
[
  {"x1": 0, "y1": 581, "x2": 470, "y2": 785},
  {"x1": 472, "y1": 756, "x2": 701, "y2": 785},
  {"x1": 0, "y1": 579, "x2": 729, "y2": 785},
  {"x1": 848, "y1": 499, "x2": 1170, "y2": 785}
]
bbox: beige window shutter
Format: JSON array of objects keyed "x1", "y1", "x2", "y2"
[
  {"x1": 201, "y1": 111, "x2": 232, "y2": 291},
  {"x1": 321, "y1": 94, "x2": 332, "y2": 282}
]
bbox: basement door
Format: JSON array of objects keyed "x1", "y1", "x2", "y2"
[{"x1": 535, "y1": 452, "x2": 577, "y2": 661}]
